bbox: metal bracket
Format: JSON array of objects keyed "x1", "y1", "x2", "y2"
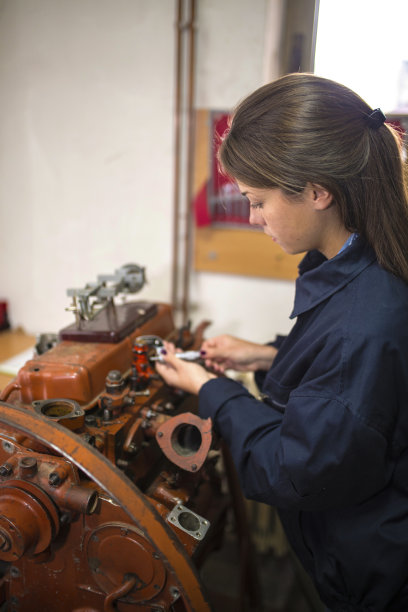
[{"x1": 167, "y1": 504, "x2": 210, "y2": 541}]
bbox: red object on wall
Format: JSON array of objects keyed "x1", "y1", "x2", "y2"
[
  {"x1": 194, "y1": 111, "x2": 250, "y2": 228},
  {"x1": 0, "y1": 301, "x2": 10, "y2": 331}
]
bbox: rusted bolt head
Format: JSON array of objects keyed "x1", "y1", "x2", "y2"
[
  {"x1": 60, "y1": 512, "x2": 71, "y2": 525},
  {"x1": 19, "y1": 456, "x2": 38, "y2": 478},
  {"x1": 85, "y1": 414, "x2": 97, "y2": 426},
  {"x1": 107, "y1": 370, "x2": 122, "y2": 382},
  {"x1": 20, "y1": 457, "x2": 37, "y2": 467},
  {"x1": 49, "y1": 472, "x2": 61, "y2": 487},
  {"x1": 0, "y1": 464, "x2": 13, "y2": 478}
]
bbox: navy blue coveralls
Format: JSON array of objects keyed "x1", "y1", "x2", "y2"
[{"x1": 199, "y1": 237, "x2": 408, "y2": 612}]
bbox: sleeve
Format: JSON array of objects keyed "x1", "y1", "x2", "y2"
[
  {"x1": 199, "y1": 376, "x2": 391, "y2": 511},
  {"x1": 254, "y1": 335, "x2": 287, "y2": 390}
]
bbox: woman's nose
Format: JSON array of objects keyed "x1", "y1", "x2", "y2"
[{"x1": 249, "y1": 207, "x2": 264, "y2": 226}]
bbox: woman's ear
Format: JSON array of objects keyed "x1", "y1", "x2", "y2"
[{"x1": 308, "y1": 183, "x2": 333, "y2": 210}]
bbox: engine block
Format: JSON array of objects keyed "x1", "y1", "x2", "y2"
[{"x1": 0, "y1": 295, "x2": 231, "y2": 612}]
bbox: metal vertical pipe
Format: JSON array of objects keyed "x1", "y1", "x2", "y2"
[
  {"x1": 171, "y1": 0, "x2": 183, "y2": 311},
  {"x1": 181, "y1": 0, "x2": 196, "y2": 325},
  {"x1": 171, "y1": 0, "x2": 196, "y2": 326}
]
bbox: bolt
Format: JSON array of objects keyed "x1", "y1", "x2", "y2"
[
  {"x1": 85, "y1": 414, "x2": 97, "y2": 426},
  {"x1": 59, "y1": 512, "x2": 71, "y2": 525},
  {"x1": 157, "y1": 431, "x2": 163, "y2": 438},
  {"x1": 191, "y1": 464, "x2": 197, "y2": 471},
  {"x1": 9, "y1": 566, "x2": 20, "y2": 578},
  {"x1": 19, "y1": 456, "x2": 37, "y2": 478},
  {"x1": 2, "y1": 441, "x2": 14, "y2": 453},
  {"x1": 81, "y1": 433, "x2": 96, "y2": 446},
  {"x1": 48, "y1": 472, "x2": 61, "y2": 487},
  {"x1": 19, "y1": 457, "x2": 37, "y2": 467},
  {"x1": 107, "y1": 370, "x2": 122, "y2": 382},
  {"x1": 0, "y1": 463, "x2": 13, "y2": 477},
  {"x1": 170, "y1": 586, "x2": 180, "y2": 601},
  {"x1": 105, "y1": 370, "x2": 125, "y2": 395},
  {"x1": 103, "y1": 408, "x2": 112, "y2": 422}
]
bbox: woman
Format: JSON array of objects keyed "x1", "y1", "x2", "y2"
[{"x1": 156, "y1": 73, "x2": 408, "y2": 611}]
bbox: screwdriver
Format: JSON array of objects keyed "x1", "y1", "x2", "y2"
[{"x1": 150, "y1": 350, "x2": 202, "y2": 362}]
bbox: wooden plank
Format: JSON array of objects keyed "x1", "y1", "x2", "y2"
[
  {"x1": 0, "y1": 329, "x2": 36, "y2": 390},
  {"x1": 193, "y1": 109, "x2": 210, "y2": 195}
]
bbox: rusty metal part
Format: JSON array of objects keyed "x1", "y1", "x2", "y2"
[
  {"x1": 0, "y1": 479, "x2": 59, "y2": 561},
  {"x1": 103, "y1": 573, "x2": 138, "y2": 612},
  {"x1": 0, "y1": 288, "x2": 257, "y2": 610},
  {"x1": 13, "y1": 303, "x2": 175, "y2": 406},
  {"x1": 155, "y1": 412, "x2": 212, "y2": 472},
  {"x1": 33, "y1": 398, "x2": 85, "y2": 430},
  {"x1": 86, "y1": 523, "x2": 166, "y2": 603},
  {"x1": 131, "y1": 341, "x2": 156, "y2": 389},
  {"x1": 166, "y1": 504, "x2": 210, "y2": 541},
  {"x1": 122, "y1": 417, "x2": 142, "y2": 450},
  {"x1": 0, "y1": 380, "x2": 21, "y2": 402},
  {"x1": 0, "y1": 402, "x2": 212, "y2": 611}
]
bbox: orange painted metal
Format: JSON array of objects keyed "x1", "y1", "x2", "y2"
[
  {"x1": 0, "y1": 300, "x2": 226, "y2": 611},
  {"x1": 155, "y1": 412, "x2": 212, "y2": 472},
  {"x1": 14, "y1": 303, "x2": 174, "y2": 405},
  {"x1": 0, "y1": 479, "x2": 59, "y2": 560}
]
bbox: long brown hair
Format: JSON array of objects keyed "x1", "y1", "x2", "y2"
[{"x1": 219, "y1": 73, "x2": 408, "y2": 281}]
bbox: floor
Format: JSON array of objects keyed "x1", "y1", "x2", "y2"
[{"x1": 200, "y1": 530, "x2": 324, "y2": 612}]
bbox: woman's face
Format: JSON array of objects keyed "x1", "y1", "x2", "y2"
[{"x1": 237, "y1": 181, "x2": 346, "y2": 259}]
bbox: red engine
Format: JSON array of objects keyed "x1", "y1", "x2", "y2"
[{"x1": 0, "y1": 269, "x2": 239, "y2": 611}]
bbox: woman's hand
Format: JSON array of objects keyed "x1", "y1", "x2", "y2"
[
  {"x1": 200, "y1": 334, "x2": 277, "y2": 374},
  {"x1": 155, "y1": 342, "x2": 216, "y2": 395}
]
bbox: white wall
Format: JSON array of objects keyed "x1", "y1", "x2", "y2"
[{"x1": 0, "y1": 0, "x2": 295, "y2": 343}]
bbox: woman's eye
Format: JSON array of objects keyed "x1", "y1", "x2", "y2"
[{"x1": 250, "y1": 202, "x2": 263, "y2": 209}]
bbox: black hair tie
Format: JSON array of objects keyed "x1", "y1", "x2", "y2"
[{"x1": 366, "y1": 108, "x2": 386, "y2": 129}]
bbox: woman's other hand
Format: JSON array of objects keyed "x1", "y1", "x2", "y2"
[
  {"x1": 155, "y1": 341, "x2": 216, "y2": 395},
  {"x1": 200, "y1": 334, "x2": 277, "y2": 373}
]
